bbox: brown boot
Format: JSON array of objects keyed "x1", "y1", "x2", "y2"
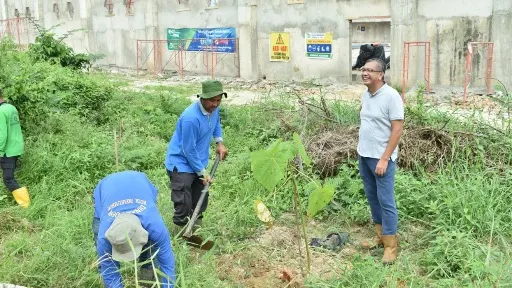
[
  {"x1": 361, "y1": 224, "x2": 384, "y2": 249},
  {"x1": 382, "y1": 235, "x2": 398, "y2": 265}
]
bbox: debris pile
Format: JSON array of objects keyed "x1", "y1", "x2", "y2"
[{"x1": 307, "y1": 126, "x2": 472, "y2": 177}]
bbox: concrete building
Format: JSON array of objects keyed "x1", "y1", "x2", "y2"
[{"x1": 0, "y1": 0, "x2": 511, "y2": 92}]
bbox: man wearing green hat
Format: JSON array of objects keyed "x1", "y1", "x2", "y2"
[{"x1": 164, "y1": 80, "x2": 228, "y2": 237}]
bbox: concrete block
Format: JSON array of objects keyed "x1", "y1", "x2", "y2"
[{"x1": 418, "y1": 0, "x2": 492, "y2": 18}]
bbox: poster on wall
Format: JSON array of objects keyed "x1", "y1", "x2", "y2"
[
  {"x1": 305, "y1": 32, "x2": 333, "y2": 59},
  {"x1": 269, "y1": 32, "x2": 290, "y2": 62},
  {"x1": 166, "y1": 27, "x2": 236, "y2": 53}
]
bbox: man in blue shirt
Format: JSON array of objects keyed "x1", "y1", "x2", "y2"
[
  {"x1": 164, "y1": 80, "x2": 228, "y2": 237},
  {"x1": 92, "y1": 171, "x2": 176, "y2": 287}
]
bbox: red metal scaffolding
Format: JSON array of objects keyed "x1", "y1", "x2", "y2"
[
  {"x1": 463, "y1": 42, "x2": 494, "y2": 101},
  {"x1": 401, "y1": 41, "x2": 431, "y2": 101},
  {"x1": 136, "y1": 40, "x2": 181, "y2": 77},
  {"x1": 0, "y1": 17, "x2": 30, "y2": 48},
  {"x1": 136, "y1": 38, "x2": 240, "y2": 79}
]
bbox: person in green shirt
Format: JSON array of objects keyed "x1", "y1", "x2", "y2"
[{"x1": 0, "y1": 88, "x2": 29, "y2": 208}]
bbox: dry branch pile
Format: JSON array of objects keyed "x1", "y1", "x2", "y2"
[{"x1": 306, "y1": 126, "x2": 472, "y2": 178}]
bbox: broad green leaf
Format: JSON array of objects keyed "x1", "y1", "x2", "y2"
[
  {"x1": 251, "y1": 142, "x2": 290, "y2": 192},
  {"x1": 307, "y1": 184, "x2": 335, "y2": 217},
  {"x1": 277, "y1": 141, "x2": 295, "y2": 162},
  {"x1": 292, "y1": 132, "x2": 311, "y2": 165}
]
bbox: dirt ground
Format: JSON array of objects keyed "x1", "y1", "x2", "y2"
[
  {"x1": 208, "y1": 212, "x2": 427, "y2": 288},
  {"x1": 214, "y1": 213, "x2": 360, "y2": 287},
  {"x1": 106, "y1": 68, "x2": 508, "y2": 127},
  {"x1": 101, "y1": 70, "x2": 502, "y2": 286}
]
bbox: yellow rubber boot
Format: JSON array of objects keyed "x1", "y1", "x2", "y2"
[{"x1": 12, "y1": 186, "x2": 30, "y2": 208}]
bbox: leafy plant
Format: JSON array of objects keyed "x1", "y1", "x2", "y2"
[
  {"x1": 250, "y1": 132, "x2": 335, "y2": 275},
  {"x1": 28, "y1": 19, "x2": 102, "y2": 71},
  {"x1": 0, "y1": 37, "x2": 113, "y2": 132}
]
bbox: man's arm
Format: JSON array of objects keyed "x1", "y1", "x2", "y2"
[
  {"x1": 379, "y1": 120, "x2": 404, "y2": 161},
  {"x1": 181, "y1": 120, "x2": 207, "y2": 176},
  {"x1": 93, "y1": 184, "x2": 102, "y2": 219},
  {"x1": 213, "y1": 111, "x2": 223, "y2": 142},
  {"x1": 0, "y1": 115, "x2": 7, "y2": 155},
  {"x1": 97, "y1": 239, "x2": 124, "y2": 288},
  {"x1": 213, "y1": 113, "x2": 228, "y2": 160},
  {"x1": 152, "y1": 228, "x2": 176, "y2": 287},
  {"x1": 375, "y1": 94, "x2": 404, "y2": 176}
]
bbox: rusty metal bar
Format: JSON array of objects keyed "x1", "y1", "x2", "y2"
[
  {"x1": 402, "y1": 41, "x2": 431, "y2": 102},
  {"x1": 463, "y1": 42, "x2": 494, "y2": 101}
]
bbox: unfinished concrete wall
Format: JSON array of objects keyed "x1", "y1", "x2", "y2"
[
  {"x1": 254, "y1": 0, "x2": 393, "y2": 82},
  {"x1": 42, "y1": 0, "x2": 89, "y2": 53},
  {"x1": 351, "y1": 22, "x2": 391, "y2": 44},
  {"x1": 492, "y1": 1, "x2": 512, "y2": 90},
  {"x1": 0, "y1": 0, "x2": 511, "y2": 91},
  {"x1": 87, "y1": 0, "x2": 150, "y2": 68},
  {"x1": 2, "y1": 0, "x2": 37, "y2": 45},
  {"x1": 257, "y1": 0, "x2": 350, "y2": 82},
  {"x1": 417, "y1": 0, "x2": 493, "y2": 88},
  {"x1": 156, "y1": 0, "x2": 239, "y2": 77}
]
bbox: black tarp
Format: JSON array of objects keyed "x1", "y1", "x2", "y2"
[{"x1": 352, "y1": 44, "x2": 389, "y2": 70}]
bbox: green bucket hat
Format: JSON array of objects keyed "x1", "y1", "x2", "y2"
[{"x1": 197, "y1": 80, "x2": 227, "y2": 99}]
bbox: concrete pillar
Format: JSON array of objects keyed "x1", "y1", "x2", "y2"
[
  {"x1": 492, "y1": 0, "x2": 512, "y2": 90},
  {"x1": 32, "y1": 0, "x2": 39, "y2": 19},
  {"x1": 390, "y1": 0, "x2": 418, "y2": 89},
  {"x1": 0, "y1": 0, "x2": 7, "y2": 20},
  {"x1": 79, "y1": 0, "x2": 87, "y2": 19},
  {"x1": 237, "y1": 0, "x2": 258, "y2": 80},
  {"x1": 143, "y1": 0, "x2": 158, "y2": 72}
]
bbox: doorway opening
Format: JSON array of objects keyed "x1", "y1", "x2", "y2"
[{"x1": 349, "y1": 17, "x2": 391, "y2": 84}]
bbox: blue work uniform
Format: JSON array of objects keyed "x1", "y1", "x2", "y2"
[{"x1": 93, "y1": 171, "x2": 176, "y2": 287}]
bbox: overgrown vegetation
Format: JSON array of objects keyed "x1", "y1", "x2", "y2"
[
  {"x1": 28, "y1": 20, "x2": 101, "y2": 71},
  {"x1": 0, "y1": 31, "x2": 511, "y2": 288}
]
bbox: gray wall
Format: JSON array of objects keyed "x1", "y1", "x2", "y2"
[
  {"x1": 1, "y1": 0, "x2": 511, "y2": 90},
  {"x1": 351, "y1": 22, "x2": 391, "y2": 44}
]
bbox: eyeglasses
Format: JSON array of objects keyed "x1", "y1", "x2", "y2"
[{"x1": 360, "y1": 68, "x2": 382, "y2": 73}]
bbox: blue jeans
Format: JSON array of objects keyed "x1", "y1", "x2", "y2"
[
  {"x1": 358, "y1": 155, "x2": 398, "y2": 235},
  {"x1": 92, "y1": 217, "x2": 157, "y2": 270}
]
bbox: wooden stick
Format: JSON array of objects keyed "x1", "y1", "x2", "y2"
[
  {"x1": 114, "y1": 130, "x2": 119, "y2": 170},
  {"x1": 119, "y1": 120, "x2": 124, "y2": 140}
]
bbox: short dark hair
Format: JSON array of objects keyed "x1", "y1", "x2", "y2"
[{"x1": 366, "y1": 58, "x2": 386, "y2": 74}]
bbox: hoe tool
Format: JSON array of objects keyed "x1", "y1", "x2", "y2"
[{"x1": 182, "y1": 154, "x2": 220, "y2": 250}]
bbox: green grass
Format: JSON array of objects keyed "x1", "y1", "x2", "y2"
[
  {"x1": 143, "y1": 84, "x2": 196, "y2": 95},
  {"x1": 0, "y1": 73, "x2": 511, "y2": 287}
]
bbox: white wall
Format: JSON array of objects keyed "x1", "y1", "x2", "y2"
[{"x1": 1, "y1": 0, "x2": 511, "y2": 89}]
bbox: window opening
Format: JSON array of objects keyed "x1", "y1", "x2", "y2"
[
  {"x1": 207, "y1": 0, "x2": 218, "y2": 8},
  {"x1": 67, "y1": 2, "x2": 74, "y2": 19},
  {"x1": 124, "y1": 0, "x2": 134, "y2": 15},
  {"x1": 104, "y1": 0, "x2": 114, "y2": 16},
  {"x1": 53, "y1": 3, "x2": 60, "y2": 19},
  {"x1": 177, "y1": 0, "x2": 191, "y2": 11}
]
